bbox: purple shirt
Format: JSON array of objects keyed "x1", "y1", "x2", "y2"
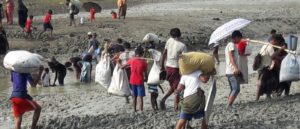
[{"x1": 10, "y1": 71, "x2": 34, "y2": 99}]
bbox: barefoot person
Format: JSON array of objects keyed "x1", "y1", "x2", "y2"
[
  {"x1": 48, "y1": 57, "x2": 67, "y2": 86},
  {"x1": 270, "y1": 34, "x2": 291, "y2": 97},
  {"x1": 175, "y1": 70, "x2": 211, "y2": 129},
  {"x1": 17, "y1": 0, "x2": 28, "y2": 29},
  {"x1": 117, "y1": 0, "x2": 127, "y2": 19},
  {"x1": 10, "y1": 67, "x2": 43, "y2": 129},
  {"x1": 121, "y1": 47, "x2": 147, "y2": 112},
  {"x1": 160, "y1": 28, "x2": 187, "y2": 111},
  {"x1": 5, "y1": 0, "x2": 14, "y2": 24},
  {"x1": 25, "y1": 15, "x2": 35, "y2": 38},
  {"x1": 119, "y1": 42, "x2": 135, "y2": 103},
  {"x1": 90, "y1": 7, "x2": 95, "y2": 23},
  {"x1": 225, "y1": 30, "x2": 242, "y2": 107},
  {"x1": 40, "y1": 9, "x2": 53, "y2": 37}
]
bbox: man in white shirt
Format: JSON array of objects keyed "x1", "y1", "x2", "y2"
[
  {"x1": 174, "y1": 70, "x2": 210, "y2": 129},
  {"x1": 225, "y1": 30, "x2": 242, "y2": 107},
  {"x1": 160, "y1": 28, "x2": 187, "y2": 111}
]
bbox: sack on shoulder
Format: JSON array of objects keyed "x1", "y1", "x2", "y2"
[{"x1": 253, "y1": 53, "x2": 262, "y2": 71}]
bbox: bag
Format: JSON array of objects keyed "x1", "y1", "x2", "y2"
[
  {"x1": 253, "y1": 54, "x2": 262, "y2": 71},
  {"x1": 3, "y1": 50, "x2": 45, "y2": 73},
  {"x1": 244, "y1": 43, "x2": 253, "y2": 55},
  {"x1": 147, "y1": 61, "x2": 163, "y2": 84},
  {"x1": 108, "y1": 64, "x2": 131, "y2": 97},
  {"x1": 280, "y1": 54, "x2": 300, "y2": 82},
  {"x1": 179, "y1": 52, "x2": 215, "y2": 75},
  {"x1": 95, "y1": 55, "x2": 112, "y2": 89}
]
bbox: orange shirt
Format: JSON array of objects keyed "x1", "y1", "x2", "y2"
[{"x1": 117, "y1": 0, "x2": 126, "y2": 7}]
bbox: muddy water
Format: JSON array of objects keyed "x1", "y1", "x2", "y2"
[{"x1": 0, "y1": 72, "x2": 102, "y2": 98}]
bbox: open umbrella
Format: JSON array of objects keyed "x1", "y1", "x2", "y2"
[
  {"x1": 82, "y1": 2, "x2": 102, "y2": 13},
  {"x1": 208, "y1": 18, "x2": 251, "y2": 47}
]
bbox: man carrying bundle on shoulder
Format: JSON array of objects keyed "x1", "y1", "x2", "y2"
[{"x1": 175, "y1": 51, "x2": 216, "y2": 129}]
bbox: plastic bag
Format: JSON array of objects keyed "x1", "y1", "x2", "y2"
[
  {"x1": 147, "y1": 61, "x2": 163, "y2": 84},
  {"x1": 3, "y1": 50, "x2": 45, "y2": 73},
  {"x1": 280, "y1": 54, "x2": 300, "y2": 82},
  {"x1": 95, "y1": 55, "x2": 111, "y2": 89},
  {"x1": 108, "y1": 64, "x2": 131, "y2": 96}
]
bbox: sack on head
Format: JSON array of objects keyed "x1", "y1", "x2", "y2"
[
  {"x1": 3, "y1": 50, "x2": 45, "y2": 73},
  {"x1": 179, "y1": 52, "x2": 215, "y2": 75}
]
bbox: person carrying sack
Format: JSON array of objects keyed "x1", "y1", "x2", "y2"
[{"x1": 174, "y1": 70, "x2": 211, "y2": 129}]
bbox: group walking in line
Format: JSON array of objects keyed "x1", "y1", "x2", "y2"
[{"x1": 0, "y1": 1, "x2": 298, "y2": 129}]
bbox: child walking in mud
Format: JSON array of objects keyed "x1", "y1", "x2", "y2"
[
  {"x1": 121, "y1": 47, "x2": 147, "y2": 112},
  {"x1": 39, "y1": 9, "x2": 53, "y2": 37},
  {"x1": 25, "y1": 15, "x2": 35, "y2": 38},
  {"x1": 41, "y1": 68, "x2": 51, "y2": 87},
  {"x1": 90, "y1": 7, "x2": 96, "y2": 23}
]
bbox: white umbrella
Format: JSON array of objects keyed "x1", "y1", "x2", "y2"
[{"x1": 208, "y1": 18, "x2": 251, "y2": 47}]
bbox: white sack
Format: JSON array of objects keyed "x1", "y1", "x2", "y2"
[
  {"x1": 108, "y1": 64, "x2": 131, "y2": 96},
  {"x1": 280, "y1": 54, "x2": 300, "y2": 82},
  {"x1": 3, "y1": 50, "x2": 45, "y2": 73},
  {"x1": 95, "y1": 55, "x2": 111, "y2": 89},
  {"x1": 147, "y1": 61, "x2": 163, "y2": 84},
  {"x1": 147, "y1": 49, "x2": 163, "y2": 84}
]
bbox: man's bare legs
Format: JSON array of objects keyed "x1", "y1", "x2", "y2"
[
  {"x1": 14, "y1": 116, "x2": 22, "y2": 129},
  {"x1": 160, "y1": 88, "x2": 174, "y2": 110},
  {"x1": 31, "y1": 104, "x2": 41, "y2": 129}
]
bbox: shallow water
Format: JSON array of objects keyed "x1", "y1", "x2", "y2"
[{"x1": 0, "y1": 71, "x2": 102, "y2": 99}]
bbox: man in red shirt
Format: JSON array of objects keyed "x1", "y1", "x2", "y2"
[
  {"x1": 90, "y1": 7, "x2": 95, "y2": 22},
  {"x1": 39, "y1": 10, "x2": 53, "y2": 37},
  {"x1": 121, "y1": 47, "x2": 147, "y2": 112}
]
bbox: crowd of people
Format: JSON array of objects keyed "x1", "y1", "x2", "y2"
[{"x1": 0, "y1": 1, "x2": 297, "y2": 129}]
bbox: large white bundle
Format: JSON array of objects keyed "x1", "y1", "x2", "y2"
[
  {"x1": 280, "y1": 54, "x2": 300, "y2": 82},
  {"x1": 143, "y1": 33, "x2": 160, "y2": 44},
  {"x1": 108, "y1": 65, "x2": 131, "y2": 97},
  {"x1": 147, "y1": 49, "x2": 163, "y2": 84},
  {"x1": 3, "y1": 50, "x2": 45, "y2": 73},
  {"x1": 147, "y1": 61, "x2": 163, "y2": 84},
  {"x1": 95, "y1": 56, "x2": 111, "y2": 89}
]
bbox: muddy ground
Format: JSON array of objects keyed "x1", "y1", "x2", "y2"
[{"x1": 0, "y1": 0, "x2": 300, "y2": 129}]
